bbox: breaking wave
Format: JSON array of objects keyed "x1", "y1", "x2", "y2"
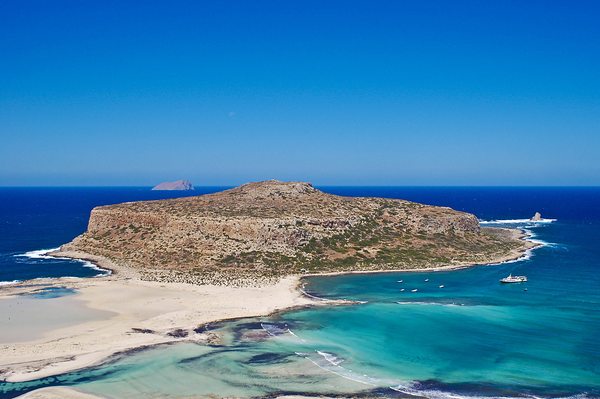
[
  {"x1": 14, "y1": 247, "x2": 111, "y2": 277},
  {"x1": 479, "y1": 218, "x2": 556, "y2": 225},
  {"x1": 391, "y1": 383, "x2": 593, "y2": 399},
  {"x1": 15, "y1": 247, "x2": 62, "y2": 259},
  {"x1": 298, "y1": 350, "x2": 398, "y2": 387}
]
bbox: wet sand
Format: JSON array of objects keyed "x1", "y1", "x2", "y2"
[{"x1": 0, "y1": 291, "x2": 115, "y2": 345}]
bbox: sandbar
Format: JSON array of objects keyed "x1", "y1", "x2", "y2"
[
  {"x1": 0, "y1": 255, "x2": 315, "y2": 384},
  {"x1": 15, "y1": 386, "x2": 107, "y2": 399}
]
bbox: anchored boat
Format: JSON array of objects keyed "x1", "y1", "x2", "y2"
[{"x1": 501, "y1": 274, "x2": 527, "y2": 283}]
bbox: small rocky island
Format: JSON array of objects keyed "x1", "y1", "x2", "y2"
[
  {"x1": 60, "y1": 180, "x2": 531, "y2": 285},
  {"x1": 152, "y1": 180, "x2": 194, "y2": 191}
]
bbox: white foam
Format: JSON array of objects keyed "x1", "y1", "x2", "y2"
[
  {"x1": 299, "y1": 288, "x2": 327, "y2": 301},
  {"x1": 391, "y1": 383, "x2": 498, "y2": 399},
  {"x1": 0, "y1": 280, "x2": 20, "y2": 286},
  {"x1": 301, "y1": 351, "x2": 397, "y2": 387},
  {"x1": 14, "y1": 248, "x2": 111, "y2": 277},
  {"x1": 287, "y1": 329, "x2": 307, "y2": 342},
  {"x1": 391, "y1": 384, "x2": 591, "y2": 399},
  {"x1": 317, "y1": 350, "x2": 345, "y2": 366},
  {"x1": 479, "y1": 218, "x2": 556, "y2": 225},
  {"x1": 481, "y1": 225, "x2": 562, "y2": 267},
  {"x1": 15, "y1": 247, "x2": 62, "y2": 259},
  {"x1": 260, "y1": 323, "x2": 289, "y2": 337},
  {"x1": 80, "y1": 259, "x2": 112, "y2": 276}
]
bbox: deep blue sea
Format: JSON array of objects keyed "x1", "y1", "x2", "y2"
[
  {"x1": 0, "y1": 187, "x2": 225, "y2": 283},
  {"x1": 1, "y1": 187, "x2": 599, "y2": 399}
]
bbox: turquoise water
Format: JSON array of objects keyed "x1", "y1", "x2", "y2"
[{"x1": 1, "y1": 187, "x2": 599, "y2": 398}]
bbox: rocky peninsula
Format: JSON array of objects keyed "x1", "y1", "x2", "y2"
[
  {"x1": 0, "y1": 180, "x2": 535, "y2": 387},
  {"x1": 57, "y1": 180, "x2": 532, "y2": 286}
]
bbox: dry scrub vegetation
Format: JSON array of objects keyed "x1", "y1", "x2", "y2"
[{"x1": 62, "y1": 180, "x2": 527, "y2": 285}]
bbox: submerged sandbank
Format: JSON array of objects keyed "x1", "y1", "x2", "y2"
[{"x1": 15, "y1": 386, "x2": 107, "y2": 399}]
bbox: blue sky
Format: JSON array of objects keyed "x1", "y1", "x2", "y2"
[{"x1": 1, "y1": 0, "x2": 599, "y2": 186}]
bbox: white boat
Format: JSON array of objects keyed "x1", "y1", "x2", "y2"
[{"x1": 500, "y1": 274, "x2": 527, "y2": 283}]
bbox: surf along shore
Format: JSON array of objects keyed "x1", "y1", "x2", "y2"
[{"x1": 0, "y1": 225, "x2": 536, "y2": 391}]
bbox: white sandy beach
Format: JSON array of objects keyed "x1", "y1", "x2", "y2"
[
  {"x1": 0, "y1": 254, "x2": 315, "y2": 385},
  {"x1": 15, "y1": 387, "x2": 342, "y2": 399}
]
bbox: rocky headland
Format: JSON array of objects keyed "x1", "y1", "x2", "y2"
[
  {"x1": 56, "y1": 180, "x2": 533, "y2": 286},
  {"x1": 1, "y1": 180, "x2": 535, "y2": 385}
]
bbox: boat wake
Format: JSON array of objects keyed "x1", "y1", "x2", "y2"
[{"x1": 397, "y1": 301, "x2": 465, "y2": 307}]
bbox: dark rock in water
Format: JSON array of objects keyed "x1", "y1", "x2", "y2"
[
  {"x1": 531, "y1": 212, "x2": 542, "y2": 221},
  {"x1": 152, "y1": 180, "x2": 194, "y2": 191}
]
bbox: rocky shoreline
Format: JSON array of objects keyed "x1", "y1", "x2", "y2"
[
  {"x1": 57, "y1": 180, "x2": 532, "y2": 284},
  {"x1": 47, "y1": 224, "x2": 535, "y2": 287}
]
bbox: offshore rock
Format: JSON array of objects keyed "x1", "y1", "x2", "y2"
[
  {"x1": 152, "y1": 180, "x2": 194, "y2": 191},
  {"x1": 531, "y1": 212, "x2": 542, "y2": 221}
]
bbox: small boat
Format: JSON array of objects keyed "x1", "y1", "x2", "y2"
[
  {"x1": 397, "y1": 280, "x2": 403, "y2": 283},
  {"x1": 500, "y1": 274, "x2": 527, "y2": 283},
  {"x1": 400, "y1": 288, "x2": 405, "y2": 292},
  {"x1": 439, "y1": 285, "x2": 444, "y2": 288},
  {"x1": 424, "y1": 279, "x2": 429, "y2": 282},
  {"x1": 411, "y1": 289, "x2": 418, "y2": 292}
]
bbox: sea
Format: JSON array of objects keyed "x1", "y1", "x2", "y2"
[{"x1": 0, "y1": 186, "x2": 599, "y2": 399}]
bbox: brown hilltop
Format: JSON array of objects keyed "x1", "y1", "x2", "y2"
[{"x1": 60, "y1": 180, "x2": 530, "y2": 285}]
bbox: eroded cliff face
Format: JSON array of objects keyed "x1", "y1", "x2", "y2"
[{"x1": 63, "y1": 180, "x2": 523, "y2": 283}]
